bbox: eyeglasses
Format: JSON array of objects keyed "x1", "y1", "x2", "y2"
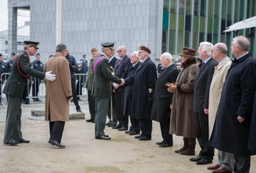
[{"x1": 117, "y1": 50, "x2": 122, "y2": 53}]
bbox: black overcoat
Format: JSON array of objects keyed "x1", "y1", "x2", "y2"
[
  {"x1": 151, "y1": 64, "x2": 179, "y2": 123},
  {"x1": 125, "y1": 57, "x2": 157, "y2": 119},
  {"x1": 209, "y1": 53, "x2": 256, "y2": 156},
  {"x1": 123, "y1": 62, "x2": 140, "y2": 116},
  {"x1": 193, "y1": 58, "x2": 217, "y2": 113}
]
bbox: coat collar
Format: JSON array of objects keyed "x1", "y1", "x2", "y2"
[{"x1": 159, "y1": 64, "x2": 175, "y2": 78}]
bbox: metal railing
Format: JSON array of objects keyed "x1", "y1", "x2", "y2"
[{"x1": 0, "y1": 73, "x2": 87, "y2": 105}]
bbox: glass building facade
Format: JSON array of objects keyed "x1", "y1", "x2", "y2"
[{"x1": 162, "y1": 0, "x2": 256, "y2": 58}]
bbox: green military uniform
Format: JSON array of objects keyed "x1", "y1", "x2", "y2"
[
  {"x1": 92, "y1": 46, "x2": 122, "y2": 138},
  {"x1": 3, "y1": 41, "x2": 45, "y2": 145}
]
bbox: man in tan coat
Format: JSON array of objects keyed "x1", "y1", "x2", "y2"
[
  {"x1": 44, "y1": 44, "x2": 73, "y2": 148},
  {"x1": 207, "y1": 43, "x2": 233, "y2": 173}
]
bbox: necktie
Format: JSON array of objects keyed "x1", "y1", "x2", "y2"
[
  {"x1": 117, "y1": 59, "x2": 121, "y2": 65},
  {"x1": 201, "y1": 62, "x2": 205, "y2": 69}
]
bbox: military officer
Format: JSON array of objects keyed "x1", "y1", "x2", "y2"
[
  {"x1": 92, "y1": 42, "x2": 124, "y2": 140},
  {"x1": 3, "y1": 41, "x2": 56, "y2": 146}
]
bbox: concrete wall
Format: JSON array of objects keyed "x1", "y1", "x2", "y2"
[{"x1": 29, "y1": 0, "x2": 161, "y2": 63}]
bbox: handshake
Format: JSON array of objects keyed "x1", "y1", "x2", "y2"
[
  {"x1": 165, "y1": 82, "x2": 177, "y2": 93},
  {"x1": 113, "y1": 79, "x2": 125, "y2": 89}
]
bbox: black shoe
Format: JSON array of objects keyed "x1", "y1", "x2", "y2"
[
  {"x1": 108, "y1": 122, "x2": 116, "y2": 127},
  {"x1": 4, "y1": 139, "x2": 18, "y2": 145},
  {"x1": 86, "y1": 119, "x2": 94, "y2": 122},
  {"x1": 95, "y1": 135, "x2": 111, "y2": 140},
  {"x1": 118, "y1": 126, "x2": 128, "y2": 131},
  {"x1": 49, "y1": 140, "x2": 66, "y2": 148},
  {"x1": 129, "y1": 131, "x2": 139, "y2": 135},
  {"x1": 105, "y1": 120, "x2": 112, "y2": 126},
  {"x1": 135, "y1": 134, "x2": 142, "y2": 139},
  {"x1": 190, "y1": 156, "x2": 202, "y2": 162},
  {"x1": 112, "y1": 124, "x2": 121, "y2": 129},
  {"x1": 159, "y1": 142, "x2": 173, "y2": 147},
  {"x1": 156, "y1": 141, "x2": 164, "y2": 145},
  {"x1": 125, "y1": 130, "x2": 130, "y2": 134},
  {"x1": 196, "y1": 158, "x2": 212, "y2": 165},
  {"x1": 76, "y1": 108, "x2": 82, "y2": 113},
  {"x1": 138, "y1": 135, "x2": 151, "y2": 141},
  {"x1": 19, "y1": 138, "x2": 30, "y2": 143}
]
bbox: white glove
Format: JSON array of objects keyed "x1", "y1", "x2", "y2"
[{"x1": 45, "y1": 71, "x2": 56, "y2": 81}]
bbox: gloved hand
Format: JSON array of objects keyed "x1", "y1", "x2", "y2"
[
  {"x1": 45, "y1": 71, "x2": 56, "y2": 81},
  {"x1": 165, "y1": 82, "x2": 177, "y2": 93}
]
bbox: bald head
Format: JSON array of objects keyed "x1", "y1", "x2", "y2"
[
  {"x1": 117, "y1": 46, "x2": 127, "y2": 58},
  {"x1": 231, "y1": 36, "x2": 250, "y2": 58},
  {"x1": 212, "y1": 42, "x2": 228, "y2": 62}
]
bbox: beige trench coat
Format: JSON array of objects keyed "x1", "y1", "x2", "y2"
[
  {"x1": 44, "y1": 55, "x2": 72, "y2": 122},
  {"x1": 208, "y1": 57, "x2": 231, "y2": 138}
]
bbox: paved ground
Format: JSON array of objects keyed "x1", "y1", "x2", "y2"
[{"x1": 0, "y1": 97, "x2": 255, "y2": 173}]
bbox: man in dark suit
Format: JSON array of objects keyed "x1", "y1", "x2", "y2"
[
  {"x1": 92, "y1": 42, "x2": 124, "y2": 140},
  {"x1": 151, "y1": 52, "x2": 179, "y2": 147},
  {"x1": 106, "y1": 49, "x2": 118, "y2": 127},
  {"x1": 125, "y1": 46, "x2": 157, "y2": 141},
  {"x1": 66, "y1": 52, "x2": 82, "y2": 112},
  {"x1": 112, "y1": 46, "x2": 131, "y2": 131},
  {"x1": 6, "y1": 52, "x2": 16, "y2": 79},
  {"x1": 190, "y1": 42, "x2": 217, "y2": 164},
  {"x1": 3, "y1": 41, "x2": 56, "y2": 145},
  {"x1": 31, "y1": 53, "x2": 44, "y2": 102},
  {"x1": 210, "y1": 36, "x2": 256, "y2": 173},
  {"x1": 123, "y1": 51, "x2": 141, "y2": 135},
  {"x1": 77, "y1": 54, "x2": 88, "y2": 100},
  {"x1": 0, "y1": 53, "x2": 7, "y2": 105}
]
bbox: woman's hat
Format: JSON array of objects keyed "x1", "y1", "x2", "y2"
[{"x1": 179, "y1": 47, "x2": 196, "y2": 58}]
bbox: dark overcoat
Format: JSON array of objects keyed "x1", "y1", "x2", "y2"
[
  {"x1": 248, "y1": 93, "x2": 256, "y2": 155},
  {"x1": 114, "y1": 55, "x2": 131, "y2": 92},
  {"x1": 170, "y1": 63, "x2": 199, "y2": 138},
  {"x1": 193, "y1": 58, "x2": 217, "y2": 113},
  {"x1": 123, "y1": 62, "x2": 140, "y2": 116},
  {"x1": 125, "y1": 57, "x2": 157, "y2": 119},
  {"x1": 151, "y1": 64, "x2": 179, "y2": 123},
  {"x1": 209, "y1": 53, "x2": 256, "y2": 156},
  {"x1": 92, "y1": 54, "x2": 122, "y2": 98}
]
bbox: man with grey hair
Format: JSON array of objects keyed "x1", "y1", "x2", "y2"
[
  {"x1": 190, "y1": 42, "x2": 217, "y2": 164},
  {"x1": 151, "y1": 52, "x2": 179, "y2": 147},
  {"x1": 207, "y1": 42, "x2": 233, "y2": 173},
  {"x1": 122, "y1": 51, "x2": 141, "y2": 135},
  {"x1": 210, "y1": 36, "x2": 256, "y2": 173},
  {"x1": 45, "y1": 43, "x2": 72, "y2": 148},
  {"x1": 3, "y1": 41, "x2": 56, "y2": 146}
]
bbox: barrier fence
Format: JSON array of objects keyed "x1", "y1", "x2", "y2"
[{"x1": 0, "y1": 73, "x2": 87, "y2": 105}]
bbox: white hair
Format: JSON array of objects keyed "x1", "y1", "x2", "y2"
[
  {"x1": 131, "y1": 51, "x2": 139, "y2": 58},
  {"x1": 161, "y1": 52, "x2": 173, "y2": 61},
  {"x1": 200, "y1": 42, "x2": 213, "y2": 56}
]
